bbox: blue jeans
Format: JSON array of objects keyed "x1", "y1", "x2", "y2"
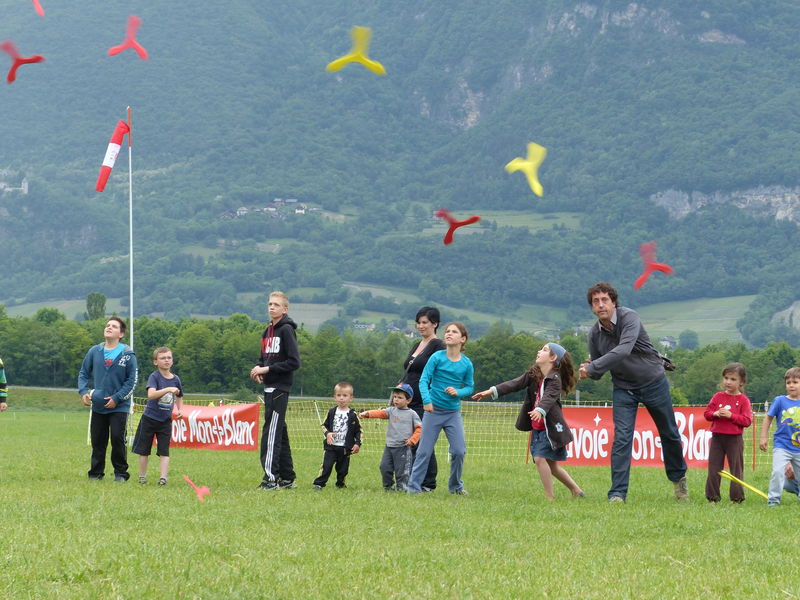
[
  {"x1": 609, "y1": 376, "x2": 686, "y2": 499},
  {"x1": 768, "y1": 448, "x2": 800, "y2": 504},
  {"x1": 407, "y1": 409, "x2": 466, "y2": 493}
]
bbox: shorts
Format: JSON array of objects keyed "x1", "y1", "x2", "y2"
[
  {"x1": 530, "y1": 428, "x2": 567, "y2": 461},
  {"x1": 132, "y1": 414, "x2": 172, "y2": 457}
]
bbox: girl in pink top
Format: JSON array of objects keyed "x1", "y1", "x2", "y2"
[{"x1": 704, "y1": 363, "x2": 753, "y2": 503}]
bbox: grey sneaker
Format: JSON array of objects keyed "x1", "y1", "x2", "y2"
[
  {"x1": 277, "y1": 479, "x2": 297, "y2": 489},
  {"x1": 674, "y1": 476, "x2": 689, "y2": 501},
  {"x1": 451, "y1": 489, "x2": 469, "y2": 496},
  {"x1": 138, "y1": 476, "x2": 147, "y2": 485},
  {"x1": 608, "y1": 495, "x2": 625, "y2": 503},
  {"x1": 257, "y1": 482, "x2": 279, "y2": 491}
]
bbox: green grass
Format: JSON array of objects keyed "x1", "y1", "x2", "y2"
[
  {"x1": 636, "y1": 295, "x2": 756, "y2": 346},
  {"x1": 182, "y1": 245, "x2": 222, "y2": 259},
  {"x1": 0, "y1": 404, "x2": 793, "y2": 599},
  {"x1": 287, "y1": 303, "x2": 340, "y2": 330},
  {"x1": 478, "y1": 210, "x2": 582, "y2": 231},
  {"x1": 4, "y1": 298, "x2": 126, "y2": 320},
  {"x1": 2, "y1": 290, "x2": 755, "y2": 343}
]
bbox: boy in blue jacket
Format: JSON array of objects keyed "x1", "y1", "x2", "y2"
[{"x1": 78, "y1": 317, "x2": 138, "y2": 481}]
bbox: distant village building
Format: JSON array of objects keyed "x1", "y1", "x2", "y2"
[
  {"x1": 658, "y1": 336, "x2": 678, "y2": 350},
  {"x1": 236, "y1": 206, "x2": 249, "y2": 217},
  {"x1": 0, "y1": 176, "x2": 28, "y2": 195},
  {"x1": 351, "y1": 321, "x2": 376, "y2": 331}
]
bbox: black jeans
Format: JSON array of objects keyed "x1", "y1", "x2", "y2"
[
  {"x1": 313, "y1": 445, "x2": 350, "y2": 487},
  {"x1": 89, "y1": 411, "x2": 129, "y2": 480}
]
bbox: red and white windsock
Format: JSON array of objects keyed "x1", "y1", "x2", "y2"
[{"x1": 95, "y1": 120, "x2": 130, "y2": 192}]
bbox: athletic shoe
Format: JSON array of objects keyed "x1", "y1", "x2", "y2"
[
  {"x1": 88, "y1": 476, "x2": 102, "y2": 482},
  {"x1": 114, "y1": 475, "x2": 127, "y2": 483},
  {"x1": 277, "y1": 479, "x2": 297, "y2": 489},
  {"x1": 421, "y1": 486, "x2": 435, "y2": 493},
  {"x1": 768, "y1": 502, "x2": 779, "y2": 508},
  {"x1": 257, "y1": 482, "x2": 279, "y2": 491},
  {"x1": 158, "y1": 478, "x2": 167, "y2": 487},
  {"x1": 335, "y1": 482, "x2": 347, "y2": 489},
  {"x1": 138, "y1": 476, "x2": 147, "y2": 485},
  {"x1": 608, "y1": 495, "x2": 625, "y2": 503},
  {"x1": 313, "y1": 485, "x2": 324, "y2": 491},
  {"x1": 674, "y1": 476, "x2": 689, "y2": 501},
  {"x1": 451, "y1": 489, "x2": 469, "y2": 496}
]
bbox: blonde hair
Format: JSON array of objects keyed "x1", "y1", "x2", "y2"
[
  {"x1": 334, "y1": 381, "x2": 354, "y2": 396},
  {"x1": 152, "y1": 346, "x2": 172, "y2": 360},
  {"x1": 269, "y1": 291, "x2": 289, "y2": 309}
]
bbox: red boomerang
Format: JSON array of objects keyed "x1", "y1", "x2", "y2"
[
  {"x1": 107, "y1": 15, "x2": 149, "y2": 60},
  {"x1": 434, "y1": 209, "x2": 481, "y2": 245},
  {"x1": 0, "y1": 40, "x2": 44, "y2": 83},
  {"x1": 32, "y1": 0, "x2": 45, "y2": 17},
  {"x1": 633, "y1": 241, "x2": 674, "y2": 290},
  {"x1": 183, "y1": 474, "x2": 211, "y2": 502}
]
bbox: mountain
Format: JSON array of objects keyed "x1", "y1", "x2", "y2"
[{"x1": 1, "y1": 1, "x2": 800, "y2": 343}]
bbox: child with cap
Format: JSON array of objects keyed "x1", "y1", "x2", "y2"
[{"x1": 359, "y1": 383, "x2": 422, "y2": 491}]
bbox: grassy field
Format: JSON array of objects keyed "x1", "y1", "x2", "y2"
[
  {"x1": 636, "y1": 295, "x2": 756, "y2": 346},
  {"x1": 2, "y1": 289, "x2": 755, "y2": 343},
  {"x1": 0, "y1": 391, "x2": 794, "y2": 599}
]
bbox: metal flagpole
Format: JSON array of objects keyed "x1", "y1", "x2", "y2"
[
  {"x1": 127, "y1": 106, "x2": 134, "y2": 350},
  {"x1": 126, "y1": 106, "x2": 135, "y2": 445}
]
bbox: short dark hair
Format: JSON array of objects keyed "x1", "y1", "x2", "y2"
[
  {"x1": 415, "y1": 306, "x2": 441, "y2": 332},
  {"x1": 108, "y1": 316, "x2": 127, "y2": 335},
  {"x1": 586, "y1": 282, "x2": 618, "y2": 307}
]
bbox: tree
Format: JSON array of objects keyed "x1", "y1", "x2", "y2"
[
  {"x1": 85, "y1": 292, "x2": 107, "y2": 321},
  {"x1": 34, "y1": 307, "x2": 65, "y2": 326},
  {"x1": 678, "y1": 329, "x2": 699, "y2": 350}
]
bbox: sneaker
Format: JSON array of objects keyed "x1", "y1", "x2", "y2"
[
  {"x1": 277, "y1": 479, "x2": 297, "y2": 489},
  {"x1": 335, "y1": 483, "x2": 347, "y2": 489},
  {"x1": 768, "y1": 502, "x2": 779, "y2": 508},
  {"x1": 114, "y1": 475, "x2": 127, "y2": 483},
  {"x1": 257, "y1": 482, "x2": 279, "y2": 491},
  {"x1": 158, "y1": 478, "x2": 167, "y2": 487},
  {"x1": 451, "y1": 489, "x2": 469, "y2": 496},
  {"x1": 608, "y1": 495, "x2": 625, "y2": 503},
  {"x1": 88, "y1": 475, "x2": 102, "y2": 482},
  {"x1": 138, "y1": 476, "x2": 147, "y2": 485},
  {"x1": 674, "y1": 476, "x2": 689, "y2": 501},
  {"x1": 421, "y1": 486, "x2": 434, "y2": 493},
  {"x1": 312, "y1": 485, "x2": 324, "y2": 491}
]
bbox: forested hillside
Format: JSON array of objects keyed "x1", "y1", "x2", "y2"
[{"x1": 1, "y1": 1, "x2": 799, "y2": 344}]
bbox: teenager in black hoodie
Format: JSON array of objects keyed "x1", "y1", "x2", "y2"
[{"x1": 250, "y1": 292, "x2": 301, "y2": 490}]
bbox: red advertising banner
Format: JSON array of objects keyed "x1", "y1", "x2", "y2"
[
  {"x1": 170, "y1": 403, "x2": 259, "y2": 451},
  {"x1": 564, "y1": 406, "x2": 711, "y2": 468}
]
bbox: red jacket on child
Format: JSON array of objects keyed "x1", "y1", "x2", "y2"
[{"x1": 703, "y1": 392, "x2": 752, "y2": 435}]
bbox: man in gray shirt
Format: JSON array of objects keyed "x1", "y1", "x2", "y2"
[{"x1": 579, "y1": 282, "x2": 688, "y2": 503}]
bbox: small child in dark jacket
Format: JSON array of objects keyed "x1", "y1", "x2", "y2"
[{"x1": 313, "y1": 382, "x2": 361, "y2": 490}]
